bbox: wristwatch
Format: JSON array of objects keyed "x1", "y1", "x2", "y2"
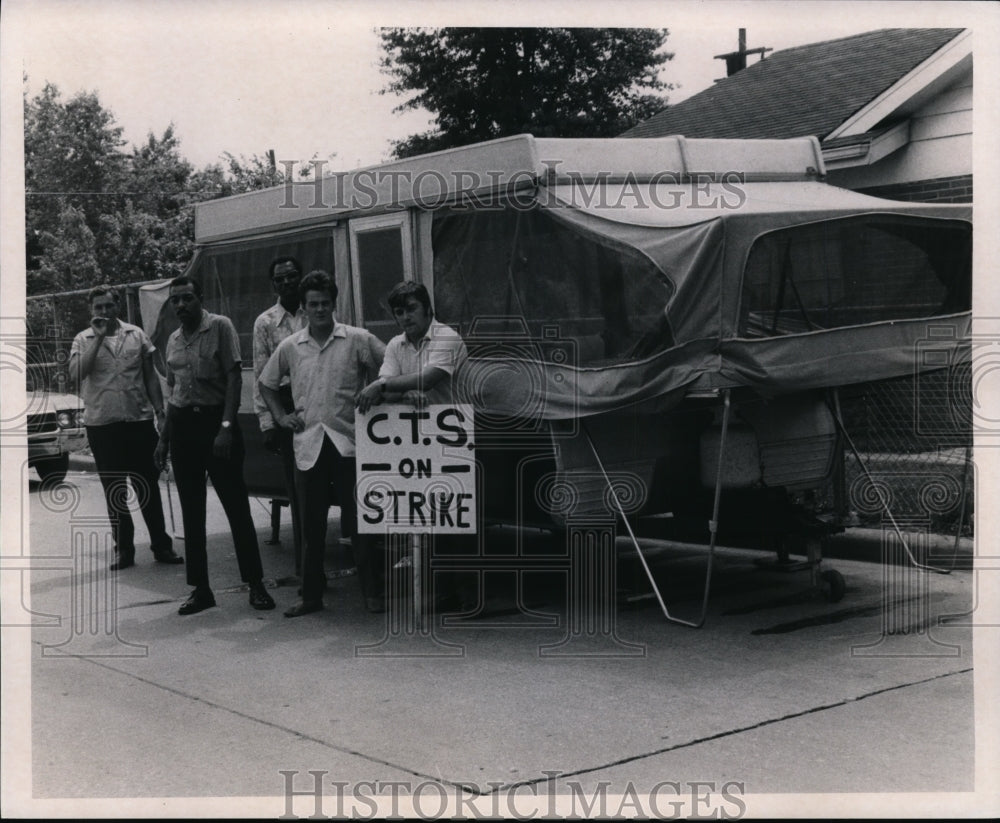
[{"x1": 220, "y1": 420, "x2": 232, "y2": 429}]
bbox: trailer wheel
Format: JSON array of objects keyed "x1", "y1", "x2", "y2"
[{"x1": 819, "y1": 569, "x2": 846, "y2": 603}]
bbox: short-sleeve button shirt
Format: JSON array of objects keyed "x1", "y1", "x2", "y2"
[
  {"x1": 70, "y1": 321, "x2": 156, "y2": 426},
  {"x1": 380, "y1": 319, "x2": 467, "y2": 405},
  {"x1": 259, "y1": 321, "x2": 385, "y2": 468},
  {"x1": 164, "y1": 311, "x2": 241, "y2": 408},
  {"x1": 252, "y1": 300, "x2": 307, "y2": 430}
]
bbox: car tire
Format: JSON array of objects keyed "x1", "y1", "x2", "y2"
[{"x1": 35, "y1": 454, "x2": 69, "y2": 484}]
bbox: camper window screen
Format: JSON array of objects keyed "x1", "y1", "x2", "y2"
[
  {"x1": 191, "y1": 230, "x2": 335, "y2": 356},
  {"x1": 739, "y1": 216, "x2": 971, "y2": 336},
  {"x1": 431, "y1": 206, "x2": 673, "y2": 367},
  {"x1": 354, "y1": 226, "x2": 408, "y2": 342}
]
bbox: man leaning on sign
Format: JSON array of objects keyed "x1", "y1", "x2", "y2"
[
  {"x1": 356, "y1": 280, "x2": 475, "y2": 613},
  {"x1": 355, "y1": 281, "x2": 467, "y2": 414},
  {"x1": 259, "y1": 270, "x2": 386, "y2": 616}
]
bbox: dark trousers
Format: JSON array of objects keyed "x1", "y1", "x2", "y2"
[
  {"x1": 169, "y1": 406, "x2": 263, "y2": 590},
  {"x1": 294, "y1": 436, "x2": 382, "y2": 601},
  {"x1": 273, "y1": 386, "x2": 304, "y2": 571},
  {"x1": 275, "y1": 425, "x2": 305, "y2": 573},
  {"x1": 87, "y1": 420, "x2": 172, "y2": 559}
]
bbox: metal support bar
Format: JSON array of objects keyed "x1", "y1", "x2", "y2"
[
  {"x1": 827, "y1": 389, "x2": 951, "y2": 575},
  {"x1": 411, "y1": 533, "x2": 424, "y2": 631},
  {"x1": 164, "y1": 470, "x2": 183, "y2": 540},
  {"x1": 582, "y1": 388, "x2": 731, "y2": 628},
  {"x1": 267, "y1": 499, "x2": 284, "y2": 545}
]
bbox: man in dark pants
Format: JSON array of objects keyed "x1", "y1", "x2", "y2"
[
  {"x1": 252, "y1": 256, "x2": 307, "y2": 573},
  {"x1": 259, "y1": 270, "x2": 386, "y2": 616},
  {"x1": 154, "y1": 276, "x2": 275, "y2": 615},
  {"x1": 69, "y1": 284, "x2": 183, "y2": 570}
]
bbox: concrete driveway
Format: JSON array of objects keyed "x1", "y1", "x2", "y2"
[{"x1": 6, "y1": 467, "x2": 988, "y2": 818}]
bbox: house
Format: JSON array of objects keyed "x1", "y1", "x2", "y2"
[{"x1": 624, "y1": 29, "x2": 972, "y2": 203}]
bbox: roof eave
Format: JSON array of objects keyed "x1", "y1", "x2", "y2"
[
  {"x1": 822, "y1": 121, "x2": 911, "y2": 170},
  {"x1": 825, "y1": 29, "x2": 971, "y2": 140}
]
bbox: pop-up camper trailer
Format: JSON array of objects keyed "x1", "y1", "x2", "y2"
[{"x1": 140, "y1": 135, "x2": 972, "y2": 624}]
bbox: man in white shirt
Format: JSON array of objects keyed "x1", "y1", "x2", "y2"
[
  {"x1": 355, "y1": 281, "x2": 467, "y2": 413},
  {"x1": 357, "y1": 281, "x2": 475, "y2": 613},
  {"x1": 69, "y1": 284, "x2": 182, "y2": 571},
  {"x1": 259, "y1": 271, "x2": 386, "y2": 616}
]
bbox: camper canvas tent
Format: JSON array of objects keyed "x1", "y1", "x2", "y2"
[{"x1": 139, "y1": 135, "x2": 971, "y2": 621}]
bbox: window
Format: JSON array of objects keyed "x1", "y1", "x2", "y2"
[
  {"x1": 189, "y1": 228, "x2": 336, "y2": 355},
  {"x1": 740, "y1": 216, "x2": 971, "y2": 336},
  {"x1": 431, "y1": 206, "x2": 673, "y2": 366},
  {"x1": 349, "y1": 214, "x2": 414, "y2": 342}
]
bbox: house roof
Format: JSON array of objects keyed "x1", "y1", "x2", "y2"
[{"x1": 624, "y1": 29, "x2": 965, "y2": 141}]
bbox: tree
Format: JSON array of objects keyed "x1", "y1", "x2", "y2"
[
  {"x1": 26, "y1": 83, "x2": 245, "y2": 293},
  {"x1": 34, "y1": 202, "x2": 102, "y2": 294},
  {"x1": 127, "y1": 125, "x2": 193, "y2": 219},
  {"x1": 24, "y1": 80, "x2": 317, "y2": 296},
  {"x1": 218, "y1": 151, "x2": 286, "y2": 194},
  {"x1": 24, "y1": 82, "x2": 126, "y2": 277},
  {"x1": 380, "y1": 28, "x2": 673, "y2": 158}
]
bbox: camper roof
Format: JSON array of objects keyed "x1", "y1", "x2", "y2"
[{"x1": 194, "y1": 134, "x2": 827, "y2": 243}]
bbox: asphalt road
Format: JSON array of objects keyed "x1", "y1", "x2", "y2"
[{"x1": 6, "y1": 466, "x2": 989, "y2": 818}]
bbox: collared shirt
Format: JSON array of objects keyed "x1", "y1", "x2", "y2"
[
  {"x1": 259, "y1": 321, "x2": 385, "y2": 468},
  {"x1": 70, "y1": 321, "x2": 156, "y2": 426},
  {"x1": 252, "y1": 299, "x2": 307, "y2": 430},
  {"x1": 164, "y1": 311, "x2": 241, "y2": 408},
  {"x1": 380, "y1": 319, "x2": 468, "y2": 405}
]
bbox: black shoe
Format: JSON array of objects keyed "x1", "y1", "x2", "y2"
[
  {"x1": 110, "y1": 554, "x2": 135, "y2": 571},
  {"x1": 284, "y1": 599, "x2": 323, "y2": 618},
  {"x1": 248, "y1": 582, "x2": 275, "y2": 611},
  {"x1": 153, "y1": 549, "x2": 184, "y2": 565},
  {"x1": 297, "y1": 578, "x2": 328, "y2": 596},
  {"x1": 435, "y1": 588, "x2": 478, "y2": 614},
  {"x1": 178, "y1": 589, "x2": 215, "y2": 615}
]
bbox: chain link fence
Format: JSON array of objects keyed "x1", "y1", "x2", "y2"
[
  {"x1": 25, "y1": 286, "x2": 148, "y2": 392},
  {"x1": 834, "y1": 370, "x2": 974, "y2": 537}
]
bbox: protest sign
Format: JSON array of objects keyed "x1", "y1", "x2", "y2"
[{"x1": 355, "y1": 404, "x2": 476, "y2": 534}]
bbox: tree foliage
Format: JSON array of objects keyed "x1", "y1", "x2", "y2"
[
  {"x1": 24, "y1": 82, "x2": 126, "y2": 279},
  {"x1": 23, "y1": 82, "x2": 289, "y2": 297},
  {"x1": 35, "y1": 203, "x2": 102, "y2": 294},
  {"x1": 380, "y1": 28, "x2": 672, "y2": 158}
]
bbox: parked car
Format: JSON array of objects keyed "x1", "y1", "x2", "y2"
[{"x1": 27, "y1": 391, "x2": 86, "y2": 483}]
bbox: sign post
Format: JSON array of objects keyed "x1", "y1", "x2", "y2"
[{"x1": 355, "y1": 403, "x2": 476, "y2": 632}]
